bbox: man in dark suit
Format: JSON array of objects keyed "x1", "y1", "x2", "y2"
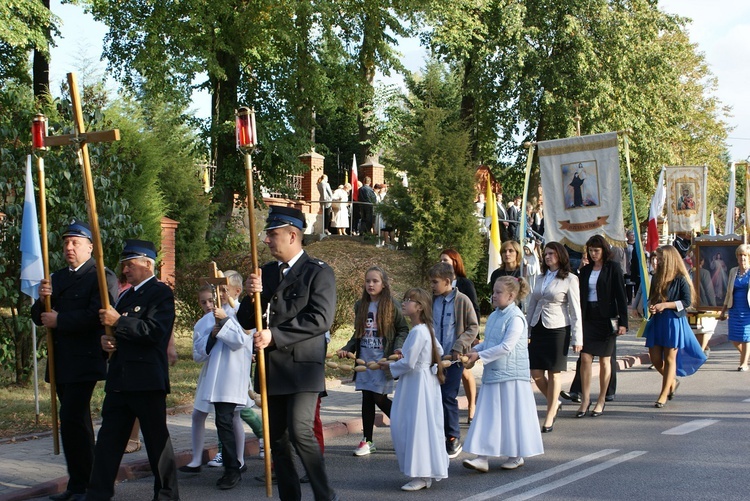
[
  {"x1": 357, "y1": 176, "x2": 378, "y2": 235},
  {"x1": 32, "y1": 221, "x2": 118, "y2": 501},
  {"x1": 86, "y1": 240, "x2": 179, "y2": 501},
  {"x1": 239, "y1": 206, "x2": 338, "y2": 501}
]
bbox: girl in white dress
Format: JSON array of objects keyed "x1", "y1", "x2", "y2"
[
  {"x1": 383, "y1": 288, "x2": 448, "y2": 491},
  {"x1": 462, "y1": 276, "x2": 544, "y2": 473}
]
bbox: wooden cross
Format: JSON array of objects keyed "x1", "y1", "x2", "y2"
[
  {"x1": 200, "y1": 261, "x2": 236, "y2": 309},
  {"x1": 44, "y1": 72, "x2": 120, "y2": 339}
]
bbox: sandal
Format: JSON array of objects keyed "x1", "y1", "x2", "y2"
[{"x1": 125, "y1": 439, "x2": 142, "y2": 453}]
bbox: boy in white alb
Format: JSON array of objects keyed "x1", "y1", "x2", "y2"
[{"x1": 194, "y1": 271, "x2": 253, "y2": 490}]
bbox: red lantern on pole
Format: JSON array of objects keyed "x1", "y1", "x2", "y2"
[
  {"x1": 236, "y1": 107, "x2": 257, "y2": 151},
  {"x1": 32, "y1": 114, "x2": 48, "y2": 152}
]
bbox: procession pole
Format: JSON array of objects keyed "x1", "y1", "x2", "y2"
[
  {"x1": 32, "y1": 114, "x2": 59, "y2": 454},
  {"x1": 237, "y1": 107, "x2": 272, "y2": 497}
]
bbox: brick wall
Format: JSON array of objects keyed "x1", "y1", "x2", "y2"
[
  {"x1": 160, "y1": 217, "x2": 179, "y2": 289},
  {"x1": 299, "y1": 149, "x2": 325, "y2": 214}
]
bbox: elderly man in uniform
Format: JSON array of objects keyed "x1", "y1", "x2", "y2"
[
  {"x1": 85, "y1": 240, "x2": 179, "y2": 501},
  {"x1": 238, "y1": 206, "x2": 339, "y2": 501},
  {"x1": 32, "y1": 221, "x2": 118, "y2": 501}
]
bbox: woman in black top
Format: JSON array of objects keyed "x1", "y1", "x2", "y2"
[
  {"x1": 576, "y1": 235, "x2": 628, "y2": 417},
  {"x1": 489, "y1": 240, "x2": 522, "y2": 286}
]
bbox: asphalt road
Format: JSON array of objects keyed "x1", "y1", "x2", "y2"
[{"x1": 36, "y1": 342, "x2": 750, "y2": 501}]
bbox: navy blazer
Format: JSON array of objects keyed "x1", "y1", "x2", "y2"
[
  {"x1": 31, "y1": 258, "x2": 118, "y2": 384},
  {"x1": 648, "y1": 275, "x2": 691, "y2": 318},
  {"x1": 578, "y1": 260, "x2": 628, "y2": 329},
  {"x1": 105, "y1": 276, "x2": 175, "y2": 393},
  {"x1": 237, "y1": 252, "x2": 336, "y2": 395}
]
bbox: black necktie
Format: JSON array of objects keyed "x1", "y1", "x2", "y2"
[{"x1": 279, "y1": 263, "x2": 289, "y2": 284}]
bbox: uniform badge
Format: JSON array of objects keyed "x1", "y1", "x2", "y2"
[
  {"x1": 134, "y1": 306, "x2": 141, "y2": 312},
  {"x1": 122, "y1": 312, "x2": 129, "y2": 316}
]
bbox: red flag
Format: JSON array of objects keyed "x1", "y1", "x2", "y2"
[
  {"x1": 647, "y1": 168, "x2": 666, "y2": 253},
  {"x1": 350, "y1": 155, "x2": 359, "y2": 201}
]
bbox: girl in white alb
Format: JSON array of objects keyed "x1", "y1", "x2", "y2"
[
  {"x1": 462, "y1": 276, "x2": 544, "y2": 472},
  {"x1": 384, "y1": 288, "x2": 448, "y2": 492}
]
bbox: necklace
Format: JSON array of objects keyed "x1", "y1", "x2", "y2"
[{"x1": 739, "y1": 268, "x2": 749, "y2": 279}]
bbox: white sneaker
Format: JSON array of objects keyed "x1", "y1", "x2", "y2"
[
  {"x1": 259, "y1": 438, "x2": 265, "y2": 459},
  {"x1": 207, "y1": 452, "x2": 223, "y2": 467},
  {"x1": 501, "y1": 456, "x2": 525, "y2": 470},
  {"x1": 401, "y1": 478, "x2": 432, "y2": 491},
  {"x1": 353, "y1": 438, "x2": 375, "y2": 456},
  {"x1": 463, "y1": 456, "x2": 489, "y2": 473}
]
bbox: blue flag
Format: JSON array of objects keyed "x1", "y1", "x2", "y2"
[{"x1": 20, "y1": 155, "x2": 44, "y2": 300}]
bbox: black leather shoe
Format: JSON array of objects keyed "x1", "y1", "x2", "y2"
[
  {"x1": 605, "y1": 395, "x2": 615, "y2": 402},
  {"x1": 255, "y1": 472, "x2": 278, "y2": 485},
  {"x1": 541, "y1": 425, "x2": 553, "y2": 433},
  {"x1": 559, "y1": 391, "x2": 574, "y2": 401},
  {"x1": 50, "y1": 491, "x2": 83, "y2": 501},
  {"x1": 576, "y1": 403, "x2": 592, "y2": 418},
  {"x1": 178, "y1": 464, "x2": 201, "y2": 473},
  {"x1": 217, "y1": 472, "x2": 241, "y2": 490},
  {"x1": 590, "y1": 403, "x2": 606, "y2": 417},
  {"x1": 239, "y1": 463, "x2": 247, "y2": 473}
]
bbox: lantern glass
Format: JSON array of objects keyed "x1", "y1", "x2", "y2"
[
  {"x1": 32, "y1": 114, "x2": 48, "y2": 150},
  {"x1": 236, "y1": 107, "x2": 257, "y2": 149}
]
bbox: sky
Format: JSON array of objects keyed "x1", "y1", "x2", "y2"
[{"x1": 49, "y1": 0, "x2": 750, "y2": 162}]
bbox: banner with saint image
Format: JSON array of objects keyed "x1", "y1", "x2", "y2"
[
  {"x1": 538, "y1": 132, "x2": 626, "y2": 250},
  {"x1": 665, "y1": 166, "x2": 707, "y2": 234}
]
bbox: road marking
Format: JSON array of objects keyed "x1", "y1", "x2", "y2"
[
  {"x1": 503, "y1": 451, "x2": 647, "y2": 501},
  {"x1": 461, "y1": 449, "x2": 620, "y2": 501},
  {"x1": 743, "y1": 398, "x2": 750, "y2": 402},
  {"x1": 662, "y1": 419, "x2": 719, "y2": 435}
]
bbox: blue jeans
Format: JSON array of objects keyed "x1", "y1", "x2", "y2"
[{"x1": 440, "y1": 361, "x2": 463, "y2": 440}]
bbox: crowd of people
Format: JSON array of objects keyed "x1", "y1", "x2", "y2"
[{"x1": 39, "y1": 200, "x2": 742, "y2": 500}]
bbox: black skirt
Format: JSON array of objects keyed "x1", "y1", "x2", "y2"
[
  {"x1": 529, "y1": 323, "x2": 571, "y2": 372},
  {"x1": 582, "y1": 301, "x2": 616, "y2": 357}
]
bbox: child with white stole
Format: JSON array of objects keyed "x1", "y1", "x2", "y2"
[{"x1": 462, "y1": 276, "x2": 544, "y2": 473}]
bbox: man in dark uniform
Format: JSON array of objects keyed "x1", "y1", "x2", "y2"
[
  {"x1": 238, "y1": 206, "x2": 339, "y2": 501},
  {"x1": 86, "y1": 239, "x2": 179, "y2": 501},
  {"x1": 31, "y1": 221, "x2": 118, "y2": 501}
]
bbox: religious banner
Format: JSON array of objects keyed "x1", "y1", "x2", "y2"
[
  {"x1": 665, "y1": 165, "x2": 708, "y2": 234},
  {"x1": 538, "y1": 132, "x2": 626, "y2": 250}
]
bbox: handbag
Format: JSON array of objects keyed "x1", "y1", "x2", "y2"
[{"x1": 610, "y1": 318, "x2": 619, "y2": 334}]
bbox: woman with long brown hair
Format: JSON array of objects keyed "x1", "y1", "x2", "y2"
[
  {"x1": 338, "y1": 266, "x2": 409, "y2": 456},
  {"x1": 526, "y1": 242, "x2": 582, "y2": 432},
  {"x1": 645, "y1": 245, "x2": 706, "y2": 407}
]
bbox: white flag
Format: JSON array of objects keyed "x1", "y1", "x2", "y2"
[{"x1": 725, "y1": 163, "x2": 736, "y2": 235}]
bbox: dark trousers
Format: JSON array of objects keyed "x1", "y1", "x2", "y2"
[
  {"x1": 569, "y1": 341, "x2": 617, "y2": 397},
  {"x1": 440, "y1": 362, "x2": 463, "y2": 440},
  {"x1": 361, "y1": 390, "x2": 392, "y2": 442},
  {"x1": 57, "y1": 381, "x2": 97, "y2": 494},
  {"x1": 85, "y1": 391, "x2": 178, "y2": 501},
  {"x1": 214, "y1": 402, "x2": 240, "y2": 471},
  {"x1": 269, "y1": 392, "x2": 335, "y2": 501},
  {"x1": 323, "y1": 207, "x2": 332, "y2": 232}
]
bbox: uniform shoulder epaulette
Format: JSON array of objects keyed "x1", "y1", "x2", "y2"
[{"x1": 306, "y1": 258, "x2": 328, "y2": 269}]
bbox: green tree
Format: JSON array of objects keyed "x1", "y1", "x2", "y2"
[
  {"x1": 379, "y1": 61, "x2": 482, "y2": 274},
  {"x1": 0, "y1": 0, "x2": 59, "y2": 85},
  {"x1": 427, "y1": 0, "x2": 729, "y2": 215}
]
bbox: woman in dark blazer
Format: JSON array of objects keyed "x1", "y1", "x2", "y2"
[{"x1": 576, "y1": 235, "x2": 628, "y2": 417}]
